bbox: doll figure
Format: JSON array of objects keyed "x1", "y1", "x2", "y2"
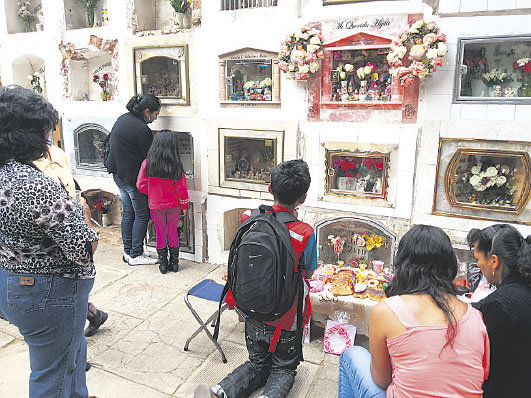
[{"x1": 494, "y1": 85, "x2": 502, "y2": 97}]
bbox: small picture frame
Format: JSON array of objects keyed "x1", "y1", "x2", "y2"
[
  {"x1": 331, "y1": 70, "x2": 340, "y2": 82},
  {"x1": 225, "y1": 76, "x2": 233, "y2": 85}
]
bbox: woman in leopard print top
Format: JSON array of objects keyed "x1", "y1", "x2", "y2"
[{"x1": 0, "y1": 86, "x2": 99, "y2": 397}]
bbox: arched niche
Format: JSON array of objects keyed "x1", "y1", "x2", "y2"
[
  {"x1": 63, "y1": 0, "x2": 109, "y2": 30},
  {"x1": 12, "y1": 55, "x2": 46, "y2": 97},
  {"x1": 73, "y1": 123, "x2": 109, "y2": 170},
  {"x1": 5, "y1": 0, "x2": 44, "y2": 34},
  {"x1": 68, "y1": 51, "x2": 114, "y2": 101},
  {"x1": 315, "y1": 217, "x2": 396, "y2": 270}
]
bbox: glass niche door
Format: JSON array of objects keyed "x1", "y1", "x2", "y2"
[
  {"x1": 225, "y1": 59, "x2": 273, "y2": 101},
  {"x1": 134, "y1": 45, "x2": 189, "y2": 105},
  {"x1": 219, "y1": 128, "x2": 284, "y2": 191},
  {"x1": 454, "y1": 35, "x2": 531, "y2": 103}
]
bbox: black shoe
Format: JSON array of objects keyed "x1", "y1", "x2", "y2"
[
  {"x1": 169, "y1": 246, "x2": 180, "y2": 272},
  {"x1": 86, "y1": 362, "x2": 91, "y2": 372},
  {"x1": 85, "y1": 309, "x2": 108, "y2": 337},
  {"x1": 157, "y1": 247, "x2": 169, "y2": 274}
]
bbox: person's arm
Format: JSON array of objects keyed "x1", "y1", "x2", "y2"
[
  {"x1": 136, "y1": 159, "x2": 148, "y2": 194},
  {"x1": 138, "y1": 126, "x2": 153, "y2": 159},
  {"x1": 368, "y1": 302, "x2": 393, "y2": 389},
  {"x1": 300, "y1": 232, "x2": 317, "y2": 279},
  {"x1": 175, "y1": 175, "x2": 189, "y2": 216}
]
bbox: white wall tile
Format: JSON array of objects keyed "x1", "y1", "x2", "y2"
[
  {"x1": 459, "y1": 104, "x2": 488, "y2": 120},
  {"x1": 516, "y1": 0, "x2": 531, "y2": 8},
  {"x1": 439, "y1": 0, "x2": 461, "y2": 13},
  {"x1": 515, "y1": 105, "x2": 531, "y2": 122},
  {"x1": 486, "y1": 104, "x2": 516, "y2": 121},
  {"x1": 488, "y1": 0, "x2": 517, "y2": 10},
  {"x1": 425, "y1": 94, "x2": 453, "y2": 120},
  {"x1": 460, "y1": 0, "x2": 488, "y2": 12},
  {"x1": 413, "y1": 164, "x2": 437, "y2": 214},
  {"x1": 497, "y1": 122, "x2": 531, "y2": 140},
  {"x1": 451, "y1": 104, "x2": 462, "y2": 120},
  {"x1": 426, "y1": 70, "x2": 456, "y2": 96}
]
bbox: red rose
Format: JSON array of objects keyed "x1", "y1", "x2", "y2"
[
  {"x1": 401, "y1": 75, "x2": 415, "y2": 87},
  {"x1": 103, "y1": 73, "x2": 109, "y2": 81},
  {"x1": 525, "y1": 62, "x2": 531, "y2": 74},
  {"x1": 372, "y1": 160, "x2": 383, "y2": 170},
  {"x1": 93, "y1": 75, "x2": 99, "y2": 82},
  {"x1": 513, "y1": 62, "x2": 520, "y2": 71},
  {"x1": 99, "y1": 82, "x2": 105, "y2": 88}
]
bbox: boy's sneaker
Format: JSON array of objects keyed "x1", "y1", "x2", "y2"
[
  {"x1": 123, "y1": 251, "x2": 131, "y2": 263},
  {"x1": 128, "y1": 253, "x2": 158, "y2": 266}
]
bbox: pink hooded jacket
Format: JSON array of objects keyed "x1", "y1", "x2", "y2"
[{"x1": 136, "y1": 159, "x2": 189, "y2": 211}]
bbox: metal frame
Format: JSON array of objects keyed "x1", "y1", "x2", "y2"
[
  {"x1": 453, "y1": 35, "x2": 531, "y2": 104},
  {"x1": 73, "y1": 123, "x2": 109, "y2": 171},
  {"x1": 221, "y1": 0, "x2": 277, "y2": 10}
]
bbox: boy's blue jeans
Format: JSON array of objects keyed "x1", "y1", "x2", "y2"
[
  {"x1": 338, "y1": 346, "x2": 387, "y2": 398},
  {"x1": 0, "y1": 269, "x2": 94, "y2": 398},
  {"x1": 217, "y1": 318, "x2": 300, "y2": 398},
  {"x1": 113, "y1": 174, "x2": 150, "y2": 258}
]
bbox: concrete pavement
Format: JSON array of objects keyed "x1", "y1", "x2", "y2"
[{"x1": 0, "y1": 226, "x2": 364, "y2": 397}]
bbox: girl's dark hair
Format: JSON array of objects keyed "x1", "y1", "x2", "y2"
[
  {"x1": 0, "y1": 86, "x2": 59, "y2": 166},
  {"x1": 126, "y1": 94, "x2": 161, "y2": 117},
  {"x1": 467, "y1": 224, "x2": 531, "y2": 287},
  {"x1": 145, "y1": 130, "x2": 184, "y2": 180},
  {"x1": 386, "y1": 224, "x2": 459, "y2": 348}
]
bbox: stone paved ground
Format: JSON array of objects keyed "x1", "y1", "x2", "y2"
[{"x1": 0, "y1": 227, "x2": 368, "y2": 397}]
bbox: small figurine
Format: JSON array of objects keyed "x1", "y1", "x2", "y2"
[
  {"x1": 83, "y1": 93, "x2": 89, "y2": 101},
  {"x1": 504, "y1": 87, "x2": 517, "y2": 97},
  {"x1": 494, "y1": 85, "x2": 502, "y2": 97}
]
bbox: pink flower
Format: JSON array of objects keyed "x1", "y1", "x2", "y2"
[
  {"x1": 410, "y1": 61, "x2": 426, "y2": 76},
  {"x1": 316, "y1": 50, "x2": 324, "y2": 59},
  {"x1": 401, "y1": 74, "x2": 415, "y2": 87},
  {"x1": 279, "y1": 61, "x2": 289, "y2": 72},
  {"x1": 426, "y1": 21, "x2": 437, "y2": 30},
  {"x1": 396, "y1": 66, "x2": 411, "y2": 78},
  {"x1": 388, "y1": 58, "x2": 403, "y2": 68},
  {"x1": 297, "y1": 58, "x2": 306, "y2": 67},
  {"x1": 295, "y1": 72, "x2": 309, "y2": 80},
  {"x1": 437, "y1": 33, "x2": 447, "y2": 42},
  {"x1": 400, "y1": 30, "x2": 409, "y2": 43},
  {"x1": 305, "y1": 52, "x2": 317, "y2": 62},
  {"x1": 431, "y1": 56, "x2": 443, "y2": 68},
  {"x1": 366, "y1": 62, "x2": 377, "y2": 72},
  {"x1": 423, "y1": 33, "x2": 438, "y2": 45}
]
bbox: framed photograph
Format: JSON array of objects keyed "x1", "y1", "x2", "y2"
[{"x1": 331, "y1": 70, "x2": 340, "y2": 82}]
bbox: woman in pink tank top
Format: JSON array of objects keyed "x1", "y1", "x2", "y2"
[{"x1": 339, "y1": 225, "x2": 490, "y2": 398}]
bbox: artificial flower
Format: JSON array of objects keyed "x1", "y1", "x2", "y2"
[
  {"x1": 309, "y1": 62, "x2": 320, "y2": 73},
  {"x1": 485, "y1": 167, "x2": 498, "y2": 177},
  {"x1": 471, "y1": 165, "x2": 482, "y2": 175},
  {"x1": 299, "y1": 64, "x2": 309, "y2": 73},
  {"x1": 426, "y1": 48, "x2": 438, "y2": 59},
  {"x1": 496, "y1": 176, "x2": 507, "y2": 187},
  {"x1": 401, "y1": 74, "x2": 415, "y2": 87},
  {"x1": 307, "y1": 44, "x2": 319, "y2": 53},
  {"x1": 344, "y1": 63, "x2": 354, "y2": 73},
  {"x1": 423, "y1": 33, "x2": 438, "y2": 45},
  {"x1": 340, "y1": 71, "x2": 347, "y2": 80},
  {"x1": 288, "y1": 63, "x2": 295, "y2": 71},
  {"x1": 437, "y1": 42, "x2": 448, "y2": 56},
  {"x1": 310, "y1": 36, "x2": 321, "y2": 45},
  {"x1": 426, "y1": 21, "x2": 437, "y2": 30}
]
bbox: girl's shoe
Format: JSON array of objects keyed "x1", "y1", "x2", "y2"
[
  {"x1": 169, "y1": 246, "x2": 180, "y2": 272},
  {"x1": 157, "y1": 247, "x2": 169, "y2": 274}
]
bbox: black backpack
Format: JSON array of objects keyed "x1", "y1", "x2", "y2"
[
  {"x1": 102, "y1": 133, "x2": 112, "y2": 172},
  {"x1": 213, "y1": 205, "x2": 305, "y2": 346}
]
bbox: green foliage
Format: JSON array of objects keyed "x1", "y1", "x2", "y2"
[{"x1": 169, "y1": 0, "x2": 191, "y2": 14}]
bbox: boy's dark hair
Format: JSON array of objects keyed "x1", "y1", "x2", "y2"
[
  {"x1": 385, "y1": 224, "x2": 458, "y2": 348},
  {"x1": 467, "y1": 224, "x2": 531, "y2": 287},
  {"x1": 126, "y1": 94, "x2": 161, "y2": 117},
  {"x1": 146, "y1": 130, "x2": 184, "y2": 180},
  {"x1": 270, "y1": 159, "x2": 311, "y2": 205},
  {"x1": 0, "y1": 86, "x2": 59, "y2": 166}
]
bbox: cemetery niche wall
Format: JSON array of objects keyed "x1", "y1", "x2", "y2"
[{"x1": 433, "y1": 138, "x2": 531, "y2": 225}]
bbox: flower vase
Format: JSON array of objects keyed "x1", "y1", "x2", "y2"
[
  {"x1": 102, "y1": 213, "x2": 111, "y2": 227},
  {"x1": 23, "y1": 20, "x2": 32, "y2": 32},
  {"x1": 100, "y1": 91, "x2": 110, "y2": 101},
  {"x1": 487, "y1": 85, "x2": 496, "y2": 97},
  {"x1": 518, "y1": 77, "x2": 530, "y2": 98},
  {"x1": 175, "y1": 13, "x2": 184, "y2": 28},
  {"x1": 87, "y1": 10, "x2": 95, "y2": 28},
  {"x1": 183, "y1": 13, "x2": 192, "y2": 29}
]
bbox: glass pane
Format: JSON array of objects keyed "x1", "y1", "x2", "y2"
[
  {"x1": 77, "y1": 128, "x2": 106, "y2": 167},
  {"x1": 460, "y1": 39, "x2": 531, "y2": 98},
  {"x1": 331, "y1": 49, "x2": 393, "y2": 102},
  {"x1": 152, "y1": 131, "x2": 194, "y2": 179},
  {"x1": 140, "y1": 56, "x2": 181, "y2": 98},
  {"x1": 451, "y1": 153, "x2": 527, "y2": 210},
  {"x1": 226, "y1": 59, "x2": 273, "y2": 101},
  {"x1": 327, "y1": 152, "x2": 387, "y2": 196},
  {"x1": 224, "y1": 137, "x2": 275, "y2": 183},
  {"x1": 317, "y1": 218, "x2": 395, "y2": 270}
]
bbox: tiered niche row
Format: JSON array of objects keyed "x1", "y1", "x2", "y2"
[
  {"x1": 12, "y1": 55, "x2": 46, "y2": 97},
  {"x1": 5, "y1": 0, "x2": 44, "y2": 34},
  {"x1": 64, "y1": 0, "x2": 110, "y2": 30},
  {"x1": 133, "y1": 0, "x2": 191, "y2": 33}
]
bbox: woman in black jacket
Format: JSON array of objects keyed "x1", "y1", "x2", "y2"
[
  {"x1": 107, "y1": 94, "x2": 161, "y2": 265},
  {"x1": 467, "y1": 224, "x2": 531, "y2": 397}
]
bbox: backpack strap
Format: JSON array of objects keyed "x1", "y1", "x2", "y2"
[{"x1": 212, "y1": 282, "x2": 230, "y2": 341}]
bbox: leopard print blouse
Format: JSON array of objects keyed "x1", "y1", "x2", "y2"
[{"x1": 0, "y1": 161, "x2": 98, "y2": 279}]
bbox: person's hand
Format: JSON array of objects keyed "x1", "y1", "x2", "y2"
[{"x1": 182, "y1": 208, "x2": 187, "y2": 217}]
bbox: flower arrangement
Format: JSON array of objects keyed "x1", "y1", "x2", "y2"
[
  {"x1": 356, "y1": 62, "x2": 377, "y2": 81},
  {"x1": 458, "y1": 162, "x2": 518, "y2": 206},
  {"x1": 328, "y1": 235, "x2": 345, "y2": 263},
  {"x1": 169, "y1": 0, "x2": 192, "y2": 13},
  {"x1": 27, "y1": 72, "x2": 42, "y2": 94},
  {"x1": 93, "y1": 73, "x2": 110, "y2": 101},
  {"x1": 77, "y1": 0, "x2": 99, "y2": 27},
  {"x1": 279, "y1": 25, "x2": 325, "y2": 81},
  {"x1": 387, "y1": 20, "x2": 447, "y2": 87},
  {"x1": 513, "y1": 58, "x2": 531, "y2": 75},
  {"x1": 481, "y1": 69, "x2": 513, "y2": 86},
  {"x1": 17, "y1": 2, "x2": 36, "y2": 32},
  {"x1": 352, "y1": 233, "x2": 385, "y2": 251},
  {"x1": 95, "y1": 196, "x2": 113, "y2": 214},
  {"x1": 337, "y1": 63, "x2": 354, "y2": 81},
  {"x1": 332, "y1": 157, "x2": 384, "y2": 178}
]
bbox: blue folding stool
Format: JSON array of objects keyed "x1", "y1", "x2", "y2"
[{"x1": 184, "y1": 279, "x2": 229, "y2": 363}]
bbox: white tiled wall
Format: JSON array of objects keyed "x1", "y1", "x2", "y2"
[{"x1": 440, "y1": 0, "x2": 528, "y2": 12}]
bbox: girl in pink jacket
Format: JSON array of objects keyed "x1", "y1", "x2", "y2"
[{"x1": 137, "y1": 130, "x2": 189, "y2": 274}]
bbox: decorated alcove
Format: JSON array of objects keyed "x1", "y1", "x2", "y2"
[
  {"x1": 433, "y1": 138, "x2": 531, "y2": 225},
  {"x1": 218, "y1": 48, "x2": 280, "y2": 107},
  {"x1": 133, "y1": 45, "x2": 190, "y2": 106},
  {"x1": 12, "y1": 54, "x2": 46, "y2": 97},
  {"x1": 306, "y1": 15, "x2": 423, "y2": 123},
  {"x1": 64, "y1": 0, "x2": 110, "y2": 30},
  {"x1": 315, "y1": 217, "x2": 397, "y2": 271},
  {"x1": 132, "y1": 0, "x2": 191, "y2": 32},
  {"x1": 5, "y1": 0, "x2": 44, "y2": 34},
  {"x1": 73, "y1": 123, "x2": 108, "y2": 170},
  {"x1": 146, "y1": 203, "x2": 195, "y2": 254}
]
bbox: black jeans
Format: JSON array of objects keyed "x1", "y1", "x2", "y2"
[{"x1": 218, "y1": 318, "x2": 300, "y2": 398}]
